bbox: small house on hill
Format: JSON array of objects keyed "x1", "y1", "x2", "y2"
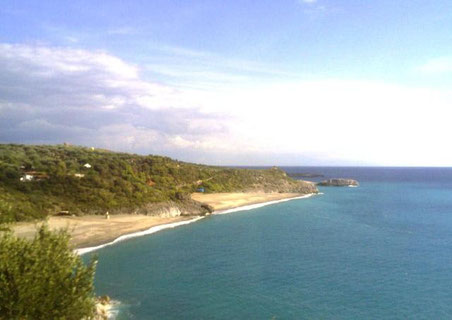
[
  {"x1": 20, "y1": 174, "x2": 34, "y2": 182},
  {"x1": 20, "y1": 171, "x2": 49, "y2": 182},
  {"x1": 55, "y1": 210, "x2": 74, "y2": 216}
]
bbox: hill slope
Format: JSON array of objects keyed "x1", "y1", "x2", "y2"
[{"x1": 0, "y1": 144, "x2": 317, "y2": 222}]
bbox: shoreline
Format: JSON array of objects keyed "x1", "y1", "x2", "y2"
[
  {"x1": 215, "y1": 193, "x2": 315, "y2": 214},
  {"x1": 75, "y1": 216, "x2": 205, "y2": 255},
  {"x1": 191, "y1": 192, "x2": 308, "y2": 211},
  {"x1": 76, "y1": 192, "x2": 317, "y2": 255},
  {"x1": 12, "y1": 215, "x2": 193, "y2": 249},
  {"x1": 12, "y1": 192, "x2": 317, "y2": 255}
]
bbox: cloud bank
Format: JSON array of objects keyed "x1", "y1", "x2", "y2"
[
  {"x1": 0, "y1": 43, "x2": 239, "y2": 161},
  {"x1": 1, "y1": 43, "x2": 452, "y2": 166}
]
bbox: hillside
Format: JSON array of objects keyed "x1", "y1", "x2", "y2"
[{"x1": 0, "y1": 144, "x2": 317, "y2": 223}]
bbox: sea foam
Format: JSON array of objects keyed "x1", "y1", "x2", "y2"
[
  {"x1": 214, "y1": 193, "x2": 317, "y2": 215},
  {"x1": 76, "y1": 193, "x2": 317, "y2": 255},
  {"x1": 75, "y1": 216, "x2": 205, "y2": 255}
]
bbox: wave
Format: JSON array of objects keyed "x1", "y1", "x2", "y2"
[
  {"x1": 214, "y1": 193, "x2": 317, "y2": 215},
  {"x1": 75, "y1": 216, "x2": 205, "y2": 255}
]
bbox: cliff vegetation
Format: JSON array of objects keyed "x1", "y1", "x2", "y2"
[{"x1": 0, "y1": 144, "x2": 317, "y2": 223}]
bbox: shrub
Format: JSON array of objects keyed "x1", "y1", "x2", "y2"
[{"x1": 0, "y1": 226, "x2": 97, "y2": 319}]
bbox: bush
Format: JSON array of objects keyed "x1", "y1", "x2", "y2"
[{"x1": 0, "y1": 226, "x2": 97, "y2": 319}]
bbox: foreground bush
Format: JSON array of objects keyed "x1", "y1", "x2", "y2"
[{"x1": 0, "y1": 226, "x2": 97, "y2": 319}]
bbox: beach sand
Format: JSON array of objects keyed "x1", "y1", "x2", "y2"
[
  {"x1": 191, "y1": 192, "x2": 304, "y2": 211},
  {"x1": 12, "y1": 192, "x2": 305, "y2": 250},
  {"x1": 12, "y1": 215, "x2": 191, "y2": 249}
]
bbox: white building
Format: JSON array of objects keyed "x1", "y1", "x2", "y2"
[{"x1": 20, "y1": 174, "x2": 34, "y2": 182}]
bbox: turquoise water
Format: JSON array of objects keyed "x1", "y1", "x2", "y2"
[{"x1": 86, "y1": 168, "x2": 452, "y2": 319}]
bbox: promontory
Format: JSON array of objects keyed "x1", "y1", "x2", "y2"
[{"x1": 0, "y1": 144, "x2": 318, "y2": 224}]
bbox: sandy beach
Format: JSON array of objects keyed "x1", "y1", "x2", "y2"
[
  {"x1": 191, "y1": 192, "x2": 304, "y2": 211},
  {"x1": 12, "y1": 215, "x2": 191, "y2": 249},
  {"x1": 12, "y1": 192, "x2": 306, "y2": 250}
]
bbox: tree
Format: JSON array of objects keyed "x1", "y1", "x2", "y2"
[{"x1": 0, "y1": 226, "x2": 97, "y2": 319}]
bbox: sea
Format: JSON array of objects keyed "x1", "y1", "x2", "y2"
[{"x1": 83, "y1": 167, "x2": 452, "y2": 319}]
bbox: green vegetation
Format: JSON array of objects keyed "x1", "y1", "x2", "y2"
[
  {"x1": 0, "y1": 144, "x2": 315, "y2": 222},
  {"x1": 0, "y1": 226, "x2": 97, "y2": 319}
]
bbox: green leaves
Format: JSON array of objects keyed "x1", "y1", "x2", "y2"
[
  {"x1": 0, "y1": 144, "x2": 306, "y2": 222},
  {"x1": 0, "y1": 226, "x2": 97, "y2": 319}
]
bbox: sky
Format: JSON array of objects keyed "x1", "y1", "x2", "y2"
[{"x1": 1, "y1": 0, "x2": 452, "y2": 166}]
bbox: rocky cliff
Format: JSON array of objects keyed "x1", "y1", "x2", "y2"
[
  {"x1": 242, "y1": 167, "x2": 319, "y2": 194},
  {"x1": 130, "y1": 199, "x2": 214, "y2": 217}
]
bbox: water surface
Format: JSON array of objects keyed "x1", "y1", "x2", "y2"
[{"x1": 86, "y1": 167, "x2": 452, "y2": 319}]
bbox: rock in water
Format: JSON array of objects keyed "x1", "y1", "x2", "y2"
[{"x1": 317, "y1": 178, "x2": 359, "y2": 187}]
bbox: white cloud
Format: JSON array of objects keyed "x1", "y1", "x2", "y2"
[
  {"x1": 2, "y1": 43, "x2": 452, "y2": 166},
  {"x1": 146, "y1": 44, "x2": 303, "y2": 89},
  {"x1": 0, "y1": 43, "x2": 139, "y2": 78},
  {"x1": 299, "y1": 0, "x2": 318, "y2": 3},
  {"x1": 0, "y1": 43, "x2": 238, "y2": 158},
  {"x1": 190, "y1": 80, "x2": 452, "y2": 166},
  {"x1": 418, "y1": 57, "x2": 452, "y2": 74}
]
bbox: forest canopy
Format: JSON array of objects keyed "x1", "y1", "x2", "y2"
[{"x1": 0, "y1": 144, "x2": 312, "y2": 223}]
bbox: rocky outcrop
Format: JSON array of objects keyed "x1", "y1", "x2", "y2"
[
  {"x1": 127, "y1": 178, "x2": 318, "y2": 217},
  {"x1": 245, "y1": 170, "x2": 319, "y2": 194},
  {"x1": 290, "y1": 180, "x2": 319, "y2": 194},
  {"x1": 133, "y1": 199, "x2": 214, "y2": 217},
  {"x1": 93, "y1": 296, "x2": 112, "y2": 320},
  {"x1": 101, "y1": 198, "x2": 214, "y2": 217},
  {"x1": 317, "y1": 179, "x2": 359, "y2": 187}
]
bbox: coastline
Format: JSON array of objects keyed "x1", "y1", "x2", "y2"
[
  {"x1": 12, "y1": 192, "x2": 316, "y2": 255},
  {"x1": 84, "y1": 192, "x2": 317, "y2": 318},
  {"x1": 215, "y1": 193, "x2": 315, "y2": 214},
  {"x1": 75, "y1": 217, "x2": 204, "y2": 255},
  {"x1": 75, "y1": 192, "x2": 316, "y2": 255},
  {"x1": 12, "y1": 215, "x2": 193, "y2": 249},
  {"x1": 191, "y1": 192, "x2": 309, "y2": 211}
]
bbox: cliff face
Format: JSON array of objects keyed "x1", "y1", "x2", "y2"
[
  {"x1": 111, "y1": 179, "x2": 318, "y2": 218},
  {"x1": 245, "y1": 178, "x2": 318, "y2": 194},
  {"x1": 318, "y1": 179, "x2": 359, "y2": 187},
  {"x1": 238, "y1": 167, "x2": 319, "y2": 194},
  {"x1": 129, "y1": 200, "x2": 213, "y2": 217},
  {"x1": 294, "y1": 180, "x2": 319, "y2": 193}
]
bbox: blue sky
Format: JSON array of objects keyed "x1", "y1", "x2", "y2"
[{"x1": 1, "y1": 0, "x2": 452, "y2": 165}]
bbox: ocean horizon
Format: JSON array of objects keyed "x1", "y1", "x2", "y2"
[{"x1": 85, "y1": 167, "x2": 452, "y2": 319}]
